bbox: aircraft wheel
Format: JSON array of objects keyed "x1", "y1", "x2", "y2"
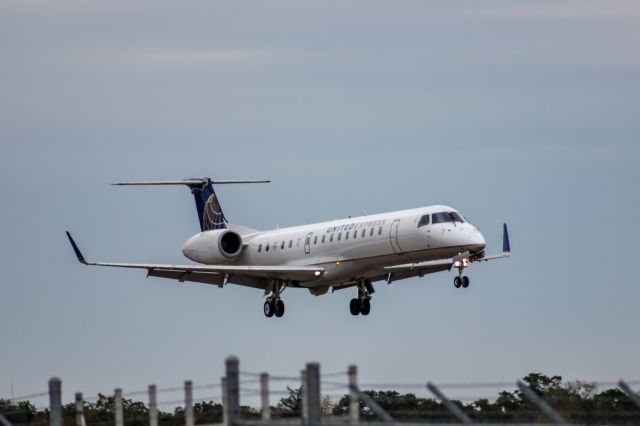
[
  {"x1": 453, "y1": 276, "x2": 462, "y2": 288},
  {"x1": 360, "y1": 299, "x2": 371, "y2": 316},
  {"x1": 274, "y1": 299, "x2": 285, "y2": 317},
  {"x1": 462, "y1": 276, "x2": 470, "y2": 288},
  {"x1": 349, "y1": 298, "x2": 360, "y2": 316},
  {"x1": 263, "y1": 300, "x2": 275, "y2": 317}
]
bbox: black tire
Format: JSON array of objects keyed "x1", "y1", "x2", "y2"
[
  {"x1": 349, "y1": 298, "x2": 360, "y2": 315},
  {"x1": 274, "y1": 299, "x2": 285, "y2": 317},
  {"x1": 462, "y1": 276, "x2": 470, "y2": 288},
  {"x1": 263, "y1": 300, "x2": 275, "y2": 317},
  {"x1": 360, "y1": 299, "x2": 371, "y2": 316},
  {"x1": 454, "y1": 276, "x2": 462, "y2": 288}
]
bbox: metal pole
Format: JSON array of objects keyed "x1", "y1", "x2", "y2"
[
  {"x1": 49, "y1": 377, "x2": 62, "y2": 426},
  {"x1": 149, "y1": 385, "x2": 158, "y2": 426},
  {"x1": 114, "y1": 388, "x2": 124, "y2": 426},
  {"x1": 185, "y1": 381, "x2": 194, "y2": 426},
  {"x1": 516, "y1": 381, "x2": 567, "y2": 426},
  {"x1": 225, "y1": 356, "x2": 240, "y2": 426},
  {"x1": 75, "y1": 392, "x2": 86, "y2": 426},
  {"x1": 426, "y1": 382, "x2": 472, "y2": 424},
  {"x1": 260, "y1": 373, "x2": 270, "y2": 421},
  {"x1": 0, "y1": 413, "x2": 13, "y2": 426},
  {"x1": 303, "y1": 363, "x2": 321, "y2": 426},
  {"x1": 618, "y1": 381, "x2": 640, "y2": 409},
  {"x1": 348, "y1": 366, "x2": 359, "y2": 424}
]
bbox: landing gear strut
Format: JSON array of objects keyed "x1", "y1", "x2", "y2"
[
  {"x1": 264, "y1": 281, "x2": 286, "y2": 318},
  {"x1": 350, "y1": 279, "x2": 373, "y2": 316},
  {"x1": 453, "y1": 258, "x2": 471, "y2": 289}
]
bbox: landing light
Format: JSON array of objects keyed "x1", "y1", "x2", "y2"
[{"x1": 314, "y1": 271, "x2": 321, "y2": 276}]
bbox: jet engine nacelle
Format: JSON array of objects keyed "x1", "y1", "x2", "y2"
[{"x1": 182, "y1": 229, "x2": 243, "y2": 264}]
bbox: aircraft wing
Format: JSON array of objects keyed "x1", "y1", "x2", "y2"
[{"x1": 66, "y1": 232, "x2": 324, "y2": 289}]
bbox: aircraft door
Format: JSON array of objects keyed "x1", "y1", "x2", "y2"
[
  {"x1": 304, "y1": 232, "x2": 313, "y2": 254},
  {"x1": 390, "y1": 220, "x2": 403, "y2": 254}
]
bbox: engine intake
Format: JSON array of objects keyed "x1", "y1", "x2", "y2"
[{"x1": 182, "y1": 229, "x2": 244, "y2": 264}]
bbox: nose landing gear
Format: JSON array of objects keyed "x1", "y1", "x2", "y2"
[
  {"x1": 453, "y1": 275, "x2": 470, "y2": 288},
  {"x1": 350, "y1": 279, "x2": 373, "y2": 316},
  {"x1": 453, "y1": 257, "x2": 471, "y2": 288},
  {"x1": 264, "y1": 280, "x2": 286, "y2": 318}
]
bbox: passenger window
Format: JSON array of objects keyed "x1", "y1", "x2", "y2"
[
  {"x1": 313, "y1": 236, "x2": 318, "y2": 244},
  {"x1": 418, "y1": 214, "x2": 430, "y2": 228},
  {"x1": 338, "y1": 232, "x2": 342, "y2": 241},
  {"x1": 361, "y1": 229, "x2": 365, "y2": 238},
  {"x1": 258, "y1": 244, "x2": 262, "y2": 253},
  {"x1": 322, "y1": 235, "x2": 326, "y2": 243},
  {"x1": 281, "y1": 241, "x2": 285, "y2": 249},
  {"x1": 378, "y1": 227, "x2": 382, "y2": 235},
  {"x1": 370, "y1": 228, "x2": 374, "y2": 237},
  {"x1": 330, "y1": 234, "x2": 334, "y2": 242},
  {"x1": 345, "y1": 232, "x2": 349, "y2": 240},
  {"x1": 353, "y1": 230, "x2": 357, "y2": 239},
  {"x1": 266, "y1": 244, "x2": 270, "y2": 252},
  {"x1": 432, "y1": 212, "x2": 454, "y2": 224}
]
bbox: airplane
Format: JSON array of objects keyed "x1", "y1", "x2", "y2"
[{"x1": 66, "y1": 178, "x2": 511, "y2": 318}]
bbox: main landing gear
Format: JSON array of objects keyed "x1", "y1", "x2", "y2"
[
  {"x1": 264, "y1": 280, "x2": 286, "y2": 318},
  {"x1": 350, "y1": 279, "x2": 374, "y2": 316}
]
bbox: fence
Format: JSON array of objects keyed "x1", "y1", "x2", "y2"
[{"x1": 2, "y1": 356, "x2": 640, "y2": 426}]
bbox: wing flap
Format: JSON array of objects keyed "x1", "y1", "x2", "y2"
[{"x1": 66, "y1": 232, "x2": 324, "y2": 283}]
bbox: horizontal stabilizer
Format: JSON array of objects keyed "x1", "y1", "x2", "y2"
[{"x1": 112, "y1": 179, "x2": 270, "y2": 186}]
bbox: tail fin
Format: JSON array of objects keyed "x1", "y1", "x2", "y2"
[{"x1": 112, "y1": 178, "x2": 270, "y2": 232}]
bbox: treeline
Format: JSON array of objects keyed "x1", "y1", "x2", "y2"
[{"x1": 1, "y1": 374, "x2": 639, "y2": 425}]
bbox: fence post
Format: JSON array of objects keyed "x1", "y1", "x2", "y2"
[
  {"x1": 303, "y1": 363, "x2": 321, "y2": 426},
  {"x1": 49, "y1": 377, "x2": 62, "y2": 426},
  {"x1": 114, "y1": 388, "x2": 124, "y2": 426},
  {"x1": 348, "y1": 366, "x2": 359, "y2": 424},
  {"x1": 185, "y1": 381, "x2": 194, "y2": 426},
  {"x1": 224, "y1": 356, "x2": 240, "y2": 426},
  {"x1": 75, "y1": 392, "x2": 86, "y2": 426},
  {"x1": 427, "y1": 382, "x2": 472, "y2": 424},
  {"x1": 516, "y1": 381, "x2": 567, "y2": 425},
  {"x1": 260, "y1": 373, "x2": 270, "y2": 421},
  {"x1": 149, "y1": 385, "x2": 158, "y2": 426},
  {"x1": 618, "y1": 381, "x2": 640, "y2": 409}
]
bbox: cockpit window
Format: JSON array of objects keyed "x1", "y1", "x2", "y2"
[
  {"x1": 418, "y1": 214, "x2": 430, "y2": 228},
  {"x1": 450, "y1": 212, "x2": 465, "y2": 223},
  {"x1": 432, "y1": 212, "x2": 454, "y2": 224}
]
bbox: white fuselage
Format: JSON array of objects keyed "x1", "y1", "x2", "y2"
[{"x1": 182, "y1": 205, "x2": 486, "y2": 291}]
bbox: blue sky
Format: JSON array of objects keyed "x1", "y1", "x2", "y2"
[{"x1": 1, "y1": 0, "x2": 639, "y2": 408}]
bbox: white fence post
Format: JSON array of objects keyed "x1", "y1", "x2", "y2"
[
  {"x1": 49, "y1": 377, "x2": 62, "y2": 426},
  {"x1": 185, "y1": 381, "x2": 194, "y2": 426},
  {"x1": 114, "y1": 388, "x2": 124, "y2": 426},
  {"x1": 303, "y1": 363, "x2": 320, "y2": 426},
  {"x1": 75, "y1": 392, "x2": 86, "y2": 426},
  {"x1": 148, "y1": 385, "x2": 158, "y2": 426},
  {"x1": 224, "y1": 356, "x2": 240, "y2": 426},
  {"x1": 348, "y1": 366, "x2": 359, "y2": 423},
  {"x1": 260, "y1": 373, "x2": 270, "y2": 421}
]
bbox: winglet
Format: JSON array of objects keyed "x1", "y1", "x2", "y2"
[
  {"x1": 66, "y1": 231, "x2": 88, "y2": 265},
  {"x1": 503, "y1": 223, "x2": 511, "y2": 254}
]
